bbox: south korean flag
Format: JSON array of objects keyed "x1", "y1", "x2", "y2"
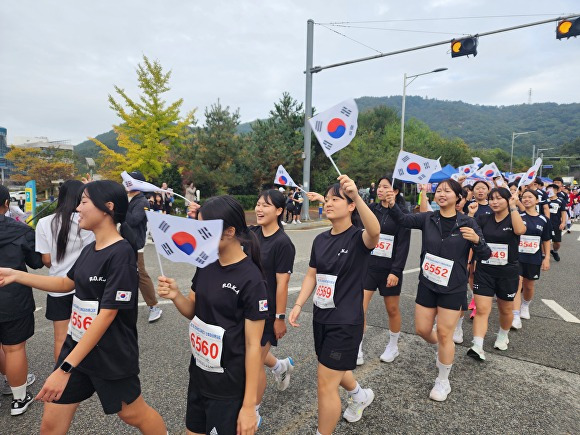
[{"x1": 308, "y1": 99, "x2": 359, "y2": 157}]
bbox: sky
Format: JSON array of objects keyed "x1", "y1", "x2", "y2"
[{"x1": 1, "y1": 0, "x2": 579, "y2": 145}]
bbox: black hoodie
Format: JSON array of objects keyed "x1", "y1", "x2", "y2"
[{"x1": 0, "y1": 215, "x2": 44, "y2": 322}]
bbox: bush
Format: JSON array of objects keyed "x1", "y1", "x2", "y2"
[{"x1": 231, "y1": 195, "x2": 258, "y2": 211}]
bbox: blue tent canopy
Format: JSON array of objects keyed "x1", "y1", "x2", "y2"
[{"x1": 429, "y1": 164, "x2": 458, "y2": 183}]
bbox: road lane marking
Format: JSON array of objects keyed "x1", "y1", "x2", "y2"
[
  {"x1": 403, "y1": 267, "x2": 420, "y2": 274},
  {"x1": 542, "y1": 299, "x2": 580, "y2": 323},
  {"x1": 35, "y1": 307, "x2": 43, "y2": 312},
  {"x1": 138, "y1": 300, "x2": 175, "y2": 307}
]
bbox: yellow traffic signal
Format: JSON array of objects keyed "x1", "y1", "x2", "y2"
[
  {"x1": 451, "y1": 37, "x2": 478, "y2": 58},
  {"x1": 556, "y1": 18, "x2": 580, "y2": 39}
]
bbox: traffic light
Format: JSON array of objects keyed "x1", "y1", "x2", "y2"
[
  {"x1": 451, "y1": 37, "x2": 478, "y2": 58},
  {"x1": 556, "y1": 18, "x2": 580, "y2": 39}
]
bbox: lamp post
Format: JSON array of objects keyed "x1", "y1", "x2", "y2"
[
  {"x1": 400, "y1": 68, "x2": 448, "y2": 150},
  {"x1": 510, "y1": 131, "x2": 536, "y2": 172},
  {"x1": 536, "y1": 147, "x2": 555, "y2": 177}
]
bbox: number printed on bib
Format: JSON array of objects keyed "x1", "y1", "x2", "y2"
[
  {"x1": 481, "y1": 243, "x2": 509, "y2": 266},
  {"x1": 189, "y1": 316, "x2": 225, "y2": 373},
  {"x1": 371, "y1": 234, "x2": 395, "y2": 258},
  {"x1": 68, "y1": 296, "x2": 98, "y2": 342},
  {"x1": 519, "y1": 235, "x2": 540, "y2": 254},
  {"x1": 421, "y1": 253, "x2": 454, "y2": 287},
  {"x1": 313, "y1": 274, "x2": 337, "y2": 309}
]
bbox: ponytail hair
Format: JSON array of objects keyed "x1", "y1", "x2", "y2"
[
  {"x1": 325, "y1": 183, "x2": 362, "y2": 228},
  {"x1": 52, "y1": 180, "x2": 84, "y2": 262},
  {"x1": 82, "y1": 180, "x2": 138, "y2": 252},
  {"x1": 200, "y1": 195, "x2": 264, "y2": 275},
  {"x1": 258, "y1": 189, "x2": 286, "y2": 229}
]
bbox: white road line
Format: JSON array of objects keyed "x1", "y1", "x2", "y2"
[
  {"x1": 35, "y1": 307, "x2": 43, "y2": 312},
  {"x1": 541, "y1": 299, "x2": 580, "y2": 323},
  {"x1": 289, "y1": 286, "x2": 301, "y2": 294},
  {"x1": 403, "y1": 267, "x2": 420, "y2": 275},
  {"x1": 138, "y1": 300, "x2": 175, "y2": 307}
]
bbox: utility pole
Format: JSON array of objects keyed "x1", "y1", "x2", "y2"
[{"x1": 301, "y1": 19, "x2": 314, "y2": 221}]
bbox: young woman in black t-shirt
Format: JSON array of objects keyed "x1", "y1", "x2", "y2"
[
  {"x1": 469, "y1": 187, "x2": 526, "y2": 360},
  {"x1": 289, "y1": 175, "x2": 380, "y2": 435},
  {"x1": 359, "y1": 177, "x2": 410, "y2": 365},
  {"x1": 0, "y1": 181, "x2": 166, "y2": 433},
  {"x1": 158, "y1": 195, "x2": 268, "y2": 435},
  {"x1": 251, "y1": 189, "x2": 296, "y2": 425}
]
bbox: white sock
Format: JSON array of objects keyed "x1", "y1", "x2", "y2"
[
  {"x1": 388, "y1": 330, "x2": 400, "y2": 347},
  {"x1": 11, "y1": 383, "x2": 26, "y2": 401},
  {"x1": 473, "y1": 336, "x2": 484, "y2": 348},
  {"x1": 358, "y1": 338, "x2": 363, "y2": 355},
  {"x1": 522, "y1": 299, "x2": 530, "y2": 307},
  {"x1": 271, "y1": 359, "x2": 283, "y2": 375},
  {"x1": 498, "y1": 327, "x2": 509, "y2": 338},
  {"x1": 513, "y1": 310, "x2": 520, "y2": 317},
  {"x1": 317, "y1": 431, "x2": 324, "y2": 435},
  {"x1": 347, "y1": 382, "x2": 367, "y2": 402},
  {"x1": 456, "y1": 317, "x2": 464, "y2": 330},
  {"x1": 436, "y1": 359, "x2": 452, "y2": 381}
]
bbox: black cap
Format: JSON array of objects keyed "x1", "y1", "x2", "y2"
[{"x1": 128, "y1": 170, "x2": 146, "y2": 182}]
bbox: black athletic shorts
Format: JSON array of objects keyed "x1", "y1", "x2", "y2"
[
  {"x1": 551, "y1": 229, "x2": 562, "y2": 243},
  {"x1": 261, "y1": 318, "x2": 277, "y2": 347},
  {"x1": 415, "y1": 283, "x2": 467, "y2": 311},
  {"x1": 313, "y1": 321, "x2": 363, "y2": 371},
  {"x1": 0, "y1": 314, "x2": 34, "y2": 345},
  {"x1": 518, "y1": 262, "x2": 541, "y2": 280},
  {"x1": 46, "y1": 294, "x2": 74, "y2": 321},
  {"x1": 473, "y1": 269, "x2": 519, "y2": 301},
  {"x1": 54, "y1": 364, "x2": 141, "y2": 414},
  {"x1": 364, "y1": 268, "x2": 402, "y2": 296},
  {"x1": 186, "y1": 362, "x2": 243, "y2": 434}
]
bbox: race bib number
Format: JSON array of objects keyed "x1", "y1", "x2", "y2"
[
  {"x1": 481, "y1": 243, "x2": 509, "y2": 266},
  {"x1": 189, "y1": 316, "x2": 225, "y2": 373},
  {"x1": 313, "y1": 274, "x2": 337, "y2": 309},
  {"x1": 371, "y1": 234, "x2": 394, "y2": 258},
  {"x1": 421, "y1": 253, "x2": 454, "y2": 287},
  {"x1": 549, "y1": 203, "x2": 560, "y2": 214},
  {"x1": 519, "y1": 235, "x2": 540, "y2": 254},
  {"x1": 68, "y1": 296, "x2": 98, "y2": 342}
]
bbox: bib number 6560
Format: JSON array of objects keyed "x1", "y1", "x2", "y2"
[{"x1": 190, "y1": 332, "x2": 219, "y2": 359}]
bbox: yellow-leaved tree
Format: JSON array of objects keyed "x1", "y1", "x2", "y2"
[{"x1": 91, "y1": 55, "x2": 195, "y2": 180}]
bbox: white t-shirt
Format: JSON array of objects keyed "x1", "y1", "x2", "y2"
[{"x1": 35, "y1": 213, "x2": 95, "y2": 297}]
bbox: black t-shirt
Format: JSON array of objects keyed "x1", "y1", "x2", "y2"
[
  {"x1": 249, "y1": 226, "x2": 295, "y2": 317},
  {"x1": 519, "y1": 212, "x2": 551, "y2": 265},
  {"x1": 548, "y1": 198, "x2": 565, "y2": 227},
  {"x1": 63, "y1": 240, "x2": 139, "y2": 379},
  {"x1": 293, "y1": 192, "x2": 303, "y2": 210},
  {"x1": 557, "y1": 191, "x2": 569, "y2": 207},
  {"x1": 309, "y1": 225, "x2": 372, "y2": 325},
  {"x1": 190, "y1": 257, "x2": 268, "y2": 400},
  {"x1": 440, "y1": 215, "x2": 456, "y2": 239},
  {"x1": 476, "y1": 213, "x2": 519, "y2": 277},
  {"x1": 464, "y1": 200, "x2": 492, "y2": 217},
  {"x1": 369, "y1": 187, "x2": 377, "y2": 200}
]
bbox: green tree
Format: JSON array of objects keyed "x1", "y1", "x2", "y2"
[{"x1": 91, "y1": 55, "x2": 195, "y2": 180}]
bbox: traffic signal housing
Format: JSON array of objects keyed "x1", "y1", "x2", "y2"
[
  {"x1": 556, "y1": 18, "x2": 580, "y2": 39},
  {"x1": 451, "y1": 37, "x2": 478, "y2": 58}
]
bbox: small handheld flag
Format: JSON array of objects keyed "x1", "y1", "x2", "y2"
[
  {"x1": 121, "y1": 171, "x2": 192, "y2": 204},
  {"x1": 392, "y1": 151, "x2": 441, "y2": 184},
  {"x1": 518, "y1": 158, "x2": 542, "y2": 188},
  {"x1": 274, "y1": 165, "x2": 298, "y2": 188}
]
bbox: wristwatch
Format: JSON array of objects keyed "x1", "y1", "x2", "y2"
[
  {"x1": 59, "y1": 361, "x2": 74, "y2": 374},
  {"x1": 275, "y1": 314, "x2": 286, "y2": 320}
]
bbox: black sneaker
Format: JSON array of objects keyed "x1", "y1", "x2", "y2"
[
  {"x1": 551, "y1": 250, "x2": 561, "y2": 262},
  {"x1": 11, "y1": 392, "x2": 33, "y2": 416}
]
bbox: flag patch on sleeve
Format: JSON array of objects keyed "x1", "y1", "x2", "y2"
[
  {"x1": 115, "y1": 291, "x2": 132, "y2": 302},
  {"x1": 259, "y1": 300, "x2": 268, "y2": 312}
]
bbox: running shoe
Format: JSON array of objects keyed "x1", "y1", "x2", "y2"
[
  {"x1": 551, "y1": 250, "x2": 560, "y2": 262},
  {"x1": 292, "y1": 220, "x2": 297, "y2": 225},
  {"x1": 148, "y1": 305, "x2": 163, "y2": 323},
  {"x1": 379, "y1": 346, "x2": 399, "y2": 363},
  {"x1": 281, "y1": 221, "x2": 287, "y2": 226},
  {"x1": 11, "y1": 392, "x2": 33, "y2": 416},
  {"x1": 356, "y1": 350, "x2": 364, "y2": 366},
  {"x1": 273, "y1": 357, "x2": 294, "y2": 391},
  {"x1": 1, "y1": 374, "x2": 36, "y2": 396},
  {"x1": 494, "y1": 334, "x2": 509, "y2": 351},
  {"x1": 511, "y1": 316, "x2": 522, "y2": 330},
  {"x1": 256, "y1": 409, "x2": 262, "y2": 429},
  {"x1": 453, "y1": 325, "x2": 463, "y2": 344},
  {"x1": 297, "y1": 220, "x2": 302, "y2": 224},
  {"x1": 520, "y1": 304, "x2": 530, "y2": 320},
  {"x1": 343, "y1": 389, "x2": 375, "y2": 423},
  {"x1": 467, "y1": 345, "x2": 486, "y2": 361},
  {"x1": 429, "y1": 377, "x2": 451, "y2": 402}
]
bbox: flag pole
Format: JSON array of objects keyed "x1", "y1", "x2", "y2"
[
  {"x1": 328, "y1": 155, "x2": 342, "y2": 176},
  {"x1": 155, "y1": 247, "x2": 165, "y2": 277}
]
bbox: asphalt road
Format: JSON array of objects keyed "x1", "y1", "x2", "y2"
[{"x1": 2, "y1": 223, "x2": 579, "y2": 434}]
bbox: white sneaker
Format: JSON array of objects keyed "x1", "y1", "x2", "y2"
[
  {"x1": 356, "y1": 350, "x2": 364, "y2": 366},
  {"x1": 148, "y1": 305, "x2": 162, "y2": 323},
  {"x1": 281, "y1": 221, "x2": 287, "y2": 226},
  {"x1": 520, "y1": 304, "x2": 531, "y2": 320},
  {"x1": 511, "y1": 316, "x2": 522, "y2": 330},
  {"x1": 379, "y1": 346, "x2": 399, "y2": 363},
  {"x1": 292, "y1": 220, "x2": 297, "y2": 225},
  {"x1": 494, "y1": 334, "x2": 509, "y2": 351},
  {"x1": 453, "y1": 326, "x2": 464, "y2": 344},
  {"x1": 343, "y1": 388, "x2": 374, "y2": 423},
  {"x1": 297, "y1": 219, "x2": 302, "y2": 224},
  {"x1": 429, "y1": 378, "x2": 451, "y2": 402},
  {"x1": 273, "y1": 357, "x2": 294, "y2": 391},
  {"x1": 467, "y1": 345, "x2": 486, "y2": 361}
]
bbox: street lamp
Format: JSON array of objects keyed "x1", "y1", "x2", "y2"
[
  {"x1": 510, "y1": 131, "x2": 536, "y2": 172},
  {"x1": 536, "y1": 147, "x2": 555, "y2": 177},
  {"x1": 400, "y1": 68, "x2": 448, "y2": 150}
]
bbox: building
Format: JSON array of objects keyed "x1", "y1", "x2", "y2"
[{"x1": 12, "y1": 136, "x2": 74, "y2": 151}]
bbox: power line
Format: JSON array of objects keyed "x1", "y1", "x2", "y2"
[
  {"x1": 318, "y1": 14, "x2": 565, "y2": 25},
  {"x1": 316, "y1": 23, "x2": 383, "y2": 54},
  {"x1": 328, "y1": 24, "x2": 469, "y2": 36}
]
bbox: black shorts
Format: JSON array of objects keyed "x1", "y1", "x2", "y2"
[
  {"x1": 551, "y1": 229, "x2": 562, "y2": 242},
  {"x1": 46, "y1": 294, "x2": 74, "y2": 321},
  {"x1": 364, "y1": 268, "x2": 402, "y2": 296},
  {"x1": 54, "y1": 365, "x2": 141, "y2": 414},
  {"x1": 519, "y1": 262, "x2": 541, "y2": 281},
  {"x1": 313, "y1": 321, "x2": 363, "y2": 371},
  {"x1": 261, "y1": 318, "x2": 277, "y2": 347},
  {"x1": 415, "y1": 283, "x2": 467, "y2": 311},
  {"x1": 473, "y1": 269, "x2": 519, "y2": 301},
  {"x1": 186, "y1": 363, "x2": 243, "y2": 434},
  {"x1": 0, "y1": 314, "x2": 34, "y2": 345}
]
